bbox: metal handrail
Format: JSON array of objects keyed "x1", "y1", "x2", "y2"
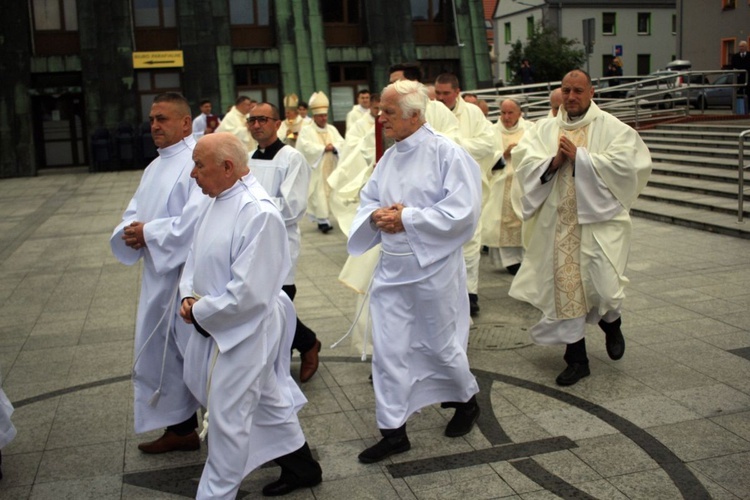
[{"x1": 739, "y1": 128, "x2": 750, "y2": 222}]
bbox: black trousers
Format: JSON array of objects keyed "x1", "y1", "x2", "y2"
[
  {"x1": 282, "y1": 284, "x2": 318, "y2": 354},
  {"x1": 167, "y1": 412, "x2": 198, "y2": 436},
  {"x1": 274, "y1": 441, "x2": 322, "y2": 484},
  {"x1": 564, "y1": 338, "x2": 588, "y2": 365}
]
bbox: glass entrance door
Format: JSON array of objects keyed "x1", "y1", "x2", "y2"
[{"x1": 32, "y1": 93, "x2": 87, "y2": 168}]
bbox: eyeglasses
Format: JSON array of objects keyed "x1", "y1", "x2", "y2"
[{"x1": 246, "y1": 116, "x2": 278, "y2": 125}]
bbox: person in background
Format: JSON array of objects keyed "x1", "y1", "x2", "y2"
[
  {"x1": 277, "y1": 94, "x2": 306, "y2": 148},
  {"x1": 345, "y1": 89, "x2": 371, "y2": 135},
  {"x1": 192, "y1": 99, "x2": 220, "y2": 140},
  {"x1": 297, "y1": 101, "x2": 313, "y2": 125},
  {"x1": 731, "y1": 41, "x2": 750, "y2": 97},
  {"x1": 248, "y1": 102, "x2": 322, "y2": 384},
  {"x1": 216, "y1": 96, "x2": 257, "y2": 152},
  {"x1": 548, "y1": 88, "x2": 563, "y2": 118}
]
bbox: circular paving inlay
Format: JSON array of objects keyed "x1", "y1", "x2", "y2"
[{"x1": 468, "y1": 324, "x2": 532, "y2": 350}]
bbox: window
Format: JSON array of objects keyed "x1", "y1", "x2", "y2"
[
  {"x1": 637, "y1": 13, "x2": 651, "y2": 35},
  {"x1": 526, "y1": 16, "x2": 534, "y2": 37},
  {"x1": 229, "y1": 0, "x2": 274, "y2": 47},
  {"x1": 504, "y1": 22, "x2": 511, "y2": 44},
  {"x1": 411, "y1": 0, "x2": 451, "y2": 45},
  {"x1": 411, "y1": 0, "x2": 443, "y2": 21},
  {"x1": 235, "y1": 65, "x2": 280, "y2": 107},
  {"x1": 329, "y1": 63, "x2": 370, "y2": 132},
  {"x1": 137, "y1": 70, "x2": 182, "y2": 122},
  {"x1": 672, "y1": 14, "x2": 676, "y2": 34},
  {"x1": 602, "y1": 12, "x2": 616, "y2": 35},
  {"x1": 132, "y1": 0, "x2": 178, "y2": 50},
  {"x1": 636, "y1": 54, "x2": 650, "y2": 75},
  {"x1": 721, "y1": 38, "x2": 735, "y2": 68},
  {"x1": 322, "y1": 0, "x2": 362, "y2": 45},
  {"x1": 229, "y1": 0, "x2": 270, "y2": 25},
  {"x1": 31, "y1": 0, "x2": 80, "y2": 54},
  {"x1": 133, "y1": 0, "x2": 176, "y2": 28}
]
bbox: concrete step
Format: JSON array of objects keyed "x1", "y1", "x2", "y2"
[
  {"x1": 631, "y1": 198, "x2": 750, "y2": 239},
  {"x1": 647, "y1": 172, "x2": 750, "y2": 200},
  {"x1": 650, "y1": 151, "x2": 739, "y2": 169},
  {"x1": 640, "y1": 135, "x2": 739, "y2": 149},
  {"x1": 640, "y1": 185, "x2": 750, "y2": 217},
  {"x1": 647, "y1": 142, "x2": 739, "y2": 160},
  {"x1": 651, "y1": 163, "x2": 740, "y2": 183}
]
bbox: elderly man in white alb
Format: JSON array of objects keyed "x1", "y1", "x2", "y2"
[
  {"x1": 434, "y1": 72, "x2": 495, "y2": 317},
  {"x1": 509, "y1": 69, "x2": 651, "y2": 386},
  {"x1": 348, "y1": 80, "x2": 482, "y2": 463},
  {"x1": 482, "y1": 97, "x2": 535, "y2": 275},
  {"x1": 180, "y1": 133, "x2": 322, "y2": 499},
  {"x1": 296, "y1": 91, "x2": 344, "y2": 233}
]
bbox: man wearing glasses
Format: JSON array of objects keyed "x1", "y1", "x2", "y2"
[{"x1": 247, "y1": 103, "x2": 322, "y2": 384}]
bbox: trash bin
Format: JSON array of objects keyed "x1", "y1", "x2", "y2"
[
  {"x1": 115, "y1": 123, "x2": 136, "y2": 169},
  {"x1": 137, "y1": 121, "x2": 157, "y2": 167},
  {"x1": 90, "y1": 127, "x2": 112, "y2": 171},
  {"x1": 736, "y1": 95, "x2": 748, "y2": 115}
]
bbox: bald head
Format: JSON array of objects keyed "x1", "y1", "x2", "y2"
[
  {"x1": 549, "y1": 88, "x2": 563, "y2": 116},
  {"x1": 191, "y1": 133, "x2": 249, "y2": 198},
  {"x1": 561, "y1": 70, "x2": 595, "y2": 118},
  {"x1": 500, "y1": 98, "x2": 522, "y2": 129}
]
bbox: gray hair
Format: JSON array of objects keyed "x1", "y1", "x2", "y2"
[
  {"x1": 383, "y1": 80, "x2": 428, "y2": 121},
  {"x1": 210, "y1": 133, "x2": 249, "y2": 172}
]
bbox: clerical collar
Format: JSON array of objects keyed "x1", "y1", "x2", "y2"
[
  {"x1": 566, "y1": 107, "x2": 589, "y2": 124},
  {"x1": 252, "y1": 139, "x2": 285, "y2": 160}
]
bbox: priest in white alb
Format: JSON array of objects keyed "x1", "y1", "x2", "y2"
[
  {"x1": 180, "y1": 133, "x2": 322, "y2": 499},
  {"x1": 482, "y1": 97, "x2": 535, "y2": 275},
  {"x1": 110, "y1": 92, "x2": 205, "y2": 454},
  {"x1": 509, "y1": 70, "x2": 651, "y2": 387},
  {"x1": 348, "y1": 80, "x2": 482, "y2": 464}
]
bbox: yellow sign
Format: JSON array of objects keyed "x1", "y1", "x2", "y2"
[{"x1": 132, "y1": 51, "x2": 184, "y2": 69}]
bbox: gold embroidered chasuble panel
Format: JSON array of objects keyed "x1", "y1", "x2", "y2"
[
  {"x1": 553, "y1": 125, "x2": 588, "y2": 319},
  {"x1": 314, "y1": 128, "x2": 336, "y2": 198},
  {"x1": 498, "y1": 128, "x2": 525, "y2": 247}
]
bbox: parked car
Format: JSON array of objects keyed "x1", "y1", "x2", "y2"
[
  {"x1": 689, "y1": 73, "x2": 735, "y2": 109},
  {"x1": 625, "y1": 70, "x2": 701, "y2": 109}
]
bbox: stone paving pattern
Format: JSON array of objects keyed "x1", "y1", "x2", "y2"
[{"x1": 0, "y1": 170, "x2": 749, "y2": 499}]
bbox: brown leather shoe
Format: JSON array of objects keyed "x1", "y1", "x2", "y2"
[
  {"x1": 299, "y1": 339, "x2": 321, "y2": 383},
  {"x1": 137, "y1": 430, "x2": 200, "y2": 454}
]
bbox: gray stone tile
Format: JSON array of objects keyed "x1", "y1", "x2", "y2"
[
  {"x1": 710, "y1": 411, "x2": 750, "y2": 441},
  {"x1": 570, "y1": 433, "x2": 659, "y2": 477},
  {"x1": 300, "y1": 411, "x2": 360, "y2": 445},
  {"x1": 4, "y1": 399, "x2": 57, "y2": 454},
  {"x1": 689, "y1": 453, "x2": 750, "y2": 500},
  {"x1": 298, "y1": 387, "x2": 345, "y2": 417},
  {"x1": 0, "y1": 451, "x2": 43, "y2": 488},
  {"x1": 0, "y1": 485, "x2": 33, "y2": 500},
  {"x1": 531, "y1": 449, "x2": 602, "y2": 484},
  {"x1": 406, "y1": 465, "x2": 515, "y2": 499},
  {"x1": 607, "y1": 469, "x2": 684, "y2": 499},
  {"x1": 489, "y1": 461, "x2": 545, "y2": 495},
  {"x1": 666, "y1": 383, "x2": 750, "y2": 417},
  {"x1": 36, "y1": 441, "x2": 125, "y2": 482},
  {"x1": 529, "y1": 406, "x2": 618, "y2": 441},
  {"x1": 311, "y1": 440, "x2": 378, "y2": 481},
  {"x1": 602, "y1": 394, "x2": 702, "y2": 428},
  {"x1": 29, "y1": 474, "x2": 123, "y2": 499},
  {"x1": 647, "y1": 419, "x2": 750, "y2": 462}
]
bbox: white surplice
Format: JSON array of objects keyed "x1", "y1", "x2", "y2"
[
  {"x1": 110, "y1": 135, "x2": 204, "y2": 434},
  {"x1": 509, "y1": 102, "x2": 652, "y2": 344},
  {"x1": 296, "y1": 123, "x2": 344, "y2": 221},
  {"x1": 348, "y1": 124, "x2": 481, "y2": 429},
  {"x1": 0, "y1": 378, "x2": 16, "y2": 449},
  {"x1": 482, "y1": 117, "x2": 535, "y2": 268},
  {"x1": 215, "y1": 106, "x2": 257, "y2": 152},
  {"x1": 180, "y1": 174, "x2": 307, "y2": 500},
  {"x1": 249, "y1": 141, "x2": 311, "y2": 286}
]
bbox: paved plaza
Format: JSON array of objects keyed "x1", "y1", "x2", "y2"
[{"x1": 1, "y1": 169, "x2": 750, "y2": 499}]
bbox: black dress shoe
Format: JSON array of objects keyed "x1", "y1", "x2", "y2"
[
  {"x1": 445, "y1": 397, "x2": 480, "y2": 437},
  {"x1": 599, "y1": 319, "x2": 625, "y2": 360},
  {"x1": 317, "y1": 223, "x2": 333, "y2": 234},
  {"x1": 555, "y1": 363, "x2": 590, "y2": 386},
  {"x1": 468, "y1": 293, "x2": 479, "y2": 317},
  {"x1": 262, "y1": 476, "x2": 322, "y2": 497},
  {"x1": 358, "y1": 435, "x2": 411, "y2": 463}
]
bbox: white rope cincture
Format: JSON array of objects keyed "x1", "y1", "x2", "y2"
[
  {"x1": 199, "y1": 343, "x2": 220, "y2": 442},
  {"x1": 329, "y1": 270, "x2": 375, "y2": 360},
  {"x1": 132, "y1": 282, "x2": 180, "y2": 408}
]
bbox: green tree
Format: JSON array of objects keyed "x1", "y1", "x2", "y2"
[{"x1": 506, "y1": 23, "x2": 586, "y2": 85}]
